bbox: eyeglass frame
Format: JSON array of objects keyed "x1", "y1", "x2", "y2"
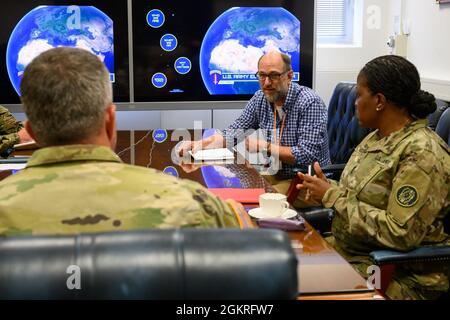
[{"x1": 255, "y1": 70, "x2": 290, "y2": 82}]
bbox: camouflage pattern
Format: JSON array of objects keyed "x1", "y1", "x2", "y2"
[
  {"x1": 322, "y1": 119, "x2": 450, "y2": 299},
  {"x1": 0, "y1": 145, "x2": 239, "y2": 236},
  {"x1": 0, "y1": 105, "x2": 23, "y2": 154}
]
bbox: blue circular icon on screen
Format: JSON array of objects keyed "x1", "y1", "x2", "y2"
[
  {"x1": 153, "y1": 129, "x2": 168, "y2": 143},
  {"x1": 160, "y1": 34, "x2": 178, "y2": 52},
  {"x1": 163, "y1": 166, "x2": 179, "y2": 178},
  {"x1": 146, "y1": 9, "x2": 165, "y2": 28},
  {"x1": 174, "y1": 57, "x2": 192, "y2": 75},
  {"x1": 151, "y1": 73, "x2": 167, "y2": 88}
]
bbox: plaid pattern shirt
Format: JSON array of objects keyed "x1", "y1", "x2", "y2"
[{"x1": 222, "y1": 82, "x2": 331, "y2": 177}]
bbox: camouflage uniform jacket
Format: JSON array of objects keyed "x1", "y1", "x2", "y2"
[
  {"x1": 322, "y1": 119, "x2": 450, "y2": 299},
  {"x1": 0, "y1": 105, "x2": 23, "y2": 154},
  {"x1": 0, "y1": 145, "x2": 239, "y2": 236}
]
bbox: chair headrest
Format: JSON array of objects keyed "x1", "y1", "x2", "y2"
[
  {"x1": 0, "y1": 229, "x2": 298, "y2": 299},
  {"x1": 327, "y1": 82, "x2": 372, "y2": 164}
]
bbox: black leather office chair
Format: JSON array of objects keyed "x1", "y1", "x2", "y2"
[
  {"x1": 369, "y1": 243, "x2": 450, "y2": 297},
  {"x1": 435, "y1": 106, "x2": 450, "y2": 145},
  {"x1": 327, "y1": 82, "x2": 372, "y2": 174},
  {"x1": 428, "y1": 99, "x2": 449, "y2": 131},
  {"x1": 0, "y1": 229, "x2": 298, "y2": 299}
]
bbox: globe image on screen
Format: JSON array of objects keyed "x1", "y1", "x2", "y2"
[
  {"x1": 6, "y1": 5, "x2": 114, "y2": 96},
  {"x1": 200, "y1": 7, "x2": 300, "y2": 95}
]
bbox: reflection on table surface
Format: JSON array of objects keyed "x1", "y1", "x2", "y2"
[
  {"x1": 117, "y1": 130, "x2": 375, "y2": 298},
  {"x1": 116, "y1": 130, "x2": 274, "y2": 192}
]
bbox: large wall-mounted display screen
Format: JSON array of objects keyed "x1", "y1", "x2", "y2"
[
  {"x1": 0, "y1": 0, "x2": 129, "y2": 104},
  {"x1": 132, "y1": 0, "x2": 314, "y2": 103},
  {"x1": 0, "y1": 0, "x2": 315, "y2": 106}
]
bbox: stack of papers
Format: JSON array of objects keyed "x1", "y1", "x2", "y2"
[{"x1": 189, "y1": 148, "x2": 234, "y2": 162}]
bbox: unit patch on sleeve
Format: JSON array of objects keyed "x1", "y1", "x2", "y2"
[{"x1": 396, "y1": 185, "x2": 419, "y2": 207}]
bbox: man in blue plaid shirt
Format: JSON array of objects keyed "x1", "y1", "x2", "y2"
[{"x1": 181, "y1": 51, "x2": 330, "y2": 201}]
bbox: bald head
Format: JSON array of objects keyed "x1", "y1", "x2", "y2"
[{"x1": 257, "y1": 51, "x2": 292, "y2": 72}]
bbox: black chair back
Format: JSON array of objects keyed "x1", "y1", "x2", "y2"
[
  {"x1": 0, "y1": 229, "x2": 298, "y2": 299},
  {"x1": 435, "y1": 107, "x2": 450, "y2": 146},
  {"x1": 428, "y1": 99, "x2": 449, "y2": 130},
  {"x1": 327, "y1": 82, "x2": 372, "y2": 164}
]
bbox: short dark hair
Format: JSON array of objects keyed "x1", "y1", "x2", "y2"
[
  {"x1": 358, "y1": 55, "x2": 436, "y2": 119},
  {"x1": 20, "y1": 47, "x2": 112, "y2": 146}
]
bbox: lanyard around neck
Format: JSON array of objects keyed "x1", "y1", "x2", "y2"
[{"x1": 273, "y1": 108, "x2": 287, "y2": 146}]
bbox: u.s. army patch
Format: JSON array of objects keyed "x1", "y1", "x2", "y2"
[{"x1": 396, "y1": 185, "x2": 419, "y2": 207}]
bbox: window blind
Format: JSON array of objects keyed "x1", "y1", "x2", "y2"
[{"x1": 317, "y1": 0, "x2": 346, "y2": 38}]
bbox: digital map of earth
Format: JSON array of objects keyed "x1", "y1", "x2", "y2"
[
  {"x1": 200, "y1": 7, "x2": 300, "y2": 95},
  {"x1": 6, "y1": 5, "x2": 114, "y2": 96}
]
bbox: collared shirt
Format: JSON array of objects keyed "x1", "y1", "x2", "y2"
[
  {"x1": 222, "y1": 82, "x2": 330, "y2": 177},
  {"x1": 0, "y1": 145, "x2": 238, "y2": 236}
]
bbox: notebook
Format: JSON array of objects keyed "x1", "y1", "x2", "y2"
[
  {"x1": 13, "y1": 141, "x2": 37, "y2": 150},
  {"x1": 189, "y1": 148, "x2": 234, "y2": 161}
]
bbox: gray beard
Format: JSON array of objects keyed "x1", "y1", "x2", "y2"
[
  {"x1": 264, "y1": 93, "x2": 277, "y2": 104},
  {"x1": 264, "y1": 90, "x2": 287, "y2": 104}
]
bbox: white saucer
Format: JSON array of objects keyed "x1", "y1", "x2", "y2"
[{"x1": 248, "y1": 208, "x2": 298, "y2": 220}]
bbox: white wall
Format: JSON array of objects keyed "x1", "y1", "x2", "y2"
[
  {"x1": 315, "y1": 0, "x2": 391, "y2": 105},
  {"x1": 401, "y1": 0, "x2": 450, "y2": 100}
]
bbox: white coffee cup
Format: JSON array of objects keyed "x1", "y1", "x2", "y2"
[{"x1": 259, "y1": 193, "x2": 290, "y2": 218}]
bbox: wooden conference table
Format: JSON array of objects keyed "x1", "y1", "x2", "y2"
[
  {"x1": 115, "y1": 129, "x2": 381, "y2": 300},
  {"x1": 3, "y1": 129, "x2": 382, "y2": 300}
]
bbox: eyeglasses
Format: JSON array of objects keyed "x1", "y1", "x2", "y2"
[{"x1": 255, "y1": 70, "x2": 289, "y2": 82}]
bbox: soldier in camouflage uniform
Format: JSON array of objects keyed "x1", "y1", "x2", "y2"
[
  {"x1": 0, "y1": 47, "x2": 239, "y2": 236},
  {"x1": 0, "y1": 105, "x2": 24, "y2": 155},
  {"x1": 297, "y1": 55, "x2": 450, "y2": 299}
]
